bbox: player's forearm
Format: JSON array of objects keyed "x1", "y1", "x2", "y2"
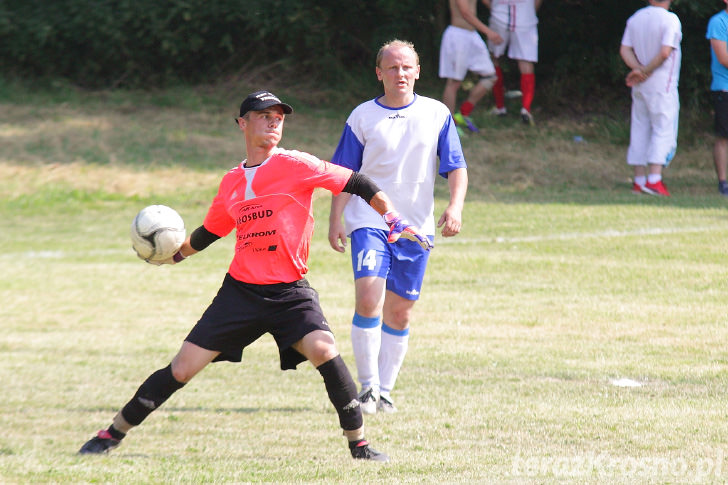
[
  {"x1": 642, "y1": 45, "x2": 673, "y2": 76},
  {"x1": 447, "y1": 168, "x2": 468, "y2": 212},
  {"x1": 457, "y1": 0, "x2": 490, "y2": 35},
  {"x1": 367, "y1": 191, "x2": 396, "y2": 217},
  {"x1": 330, "y1": 193, "x2": 352, "y2": 223},
  {"x1": 182, "y1": 225, "x2": 220, "y2": 256},
  {"x1": 619, "y1": 45, "x2": 642, "y2": 71},
  {"x1": 176, "y1": 239, "x2": 197, "y2": 259},
  {"x1": 469, "y1": 16, "x2": 494, "y2": 38}
]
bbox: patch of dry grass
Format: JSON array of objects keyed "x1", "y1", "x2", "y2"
[
  {"x1": 460, "y1": 113, "x2": 717, "y2": 197},
  {"x1": 1, "y1": 84, "x2": 719, "y2": 202}
]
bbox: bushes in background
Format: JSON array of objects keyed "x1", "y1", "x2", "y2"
[{"x1": 0, "y1": 0, "x2": 717, "y2": 110}]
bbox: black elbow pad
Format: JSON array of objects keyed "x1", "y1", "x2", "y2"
[
  {"x1": 189, "y1": 225, "x2": 221, "y2": 251},
  {"x1": 342, "y1": 172, "x2": 380, "y2": 203}
]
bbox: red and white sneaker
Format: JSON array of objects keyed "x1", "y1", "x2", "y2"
[
  {"x1": 631, "y1": 182, "x2": 644, "y2": 194},
  {"x1": 642, "y1": 180, "x2": 670, "y2": 196}
]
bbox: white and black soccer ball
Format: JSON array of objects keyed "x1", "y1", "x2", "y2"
[{"x1": 130, "y1": 205, "x2": 186, "y2": 262}]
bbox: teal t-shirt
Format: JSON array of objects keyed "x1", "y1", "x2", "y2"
[{"x1": 707, "y1": 10, "x2": 728, "y2": 91}]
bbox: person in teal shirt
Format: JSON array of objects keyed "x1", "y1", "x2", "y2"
[{"x1": 707, "y1": 0, "x2": 728, "y2": 195}]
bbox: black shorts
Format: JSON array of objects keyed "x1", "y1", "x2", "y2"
[
  {"x1": 712, "y1": 91, "x2": 728, "y2": 139},
  {"x1": 185, "y1": 274, "x2": 331, "y2": 370}
]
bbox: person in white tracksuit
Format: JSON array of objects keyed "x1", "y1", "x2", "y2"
[{"x1": 620, "y1": 0, "x2": 682, "y2": 197}]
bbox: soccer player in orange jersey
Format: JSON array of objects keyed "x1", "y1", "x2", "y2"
[{"x1": 78, "y1": 90, "x2": 430, "y2": 462}]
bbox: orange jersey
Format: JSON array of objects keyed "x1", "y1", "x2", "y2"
[{"x1": 204, "y1": 149, "x2": 352, "y2": 284}]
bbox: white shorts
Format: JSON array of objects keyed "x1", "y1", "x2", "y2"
[
  {"x1": 439, "y1": 25, "x2": 495, "y2": 80},
  {"x1": 488, "y1": 20, "x2": 539, "y2": 63},
  {"x1": 627, "y1": 89, "x2": 679, "y2": 167}
]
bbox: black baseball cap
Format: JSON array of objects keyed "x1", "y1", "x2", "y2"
[{"x1": 238, "y1": 90, "x2": 293, "y2": 119}]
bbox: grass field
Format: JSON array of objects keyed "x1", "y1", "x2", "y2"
[{"x1": 2, "y1": 81, "x2": 728, "y2": 484}]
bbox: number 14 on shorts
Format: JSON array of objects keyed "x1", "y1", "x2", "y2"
[{"x1": 356, "y1": 249, "x2": 378, "y2": 272}]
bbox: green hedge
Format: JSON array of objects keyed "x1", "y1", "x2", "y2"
[
  {"x1": 0, "y1": 0, "x2": 445, "y2": 88},
  {"x1": 0, "y1": 0, "x2": 718, "y2": 110}
]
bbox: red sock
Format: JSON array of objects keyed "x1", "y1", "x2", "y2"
[
  {"x1": 459, "y1": 101, "x2": 474, "y2": 117},
  {"x1": 521, "y1": 73, "x2": 535, "y2": 112},
  {"x1": 493, "y1": 66, "x2": 505, "y2": 109}
]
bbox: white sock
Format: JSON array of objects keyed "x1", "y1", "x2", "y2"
[
  {"x1": 634, "y1": 175, "x2": 646, "y2": 187},
  {"x1": 351, "y1": 313, "x2": 381, "y2": 391},
  {"x1": 378, "y1": 323, "x2": 409, "y2": 395},
  {"x1": 647, "y1": 174, "x2": 662, "y2": 184}
]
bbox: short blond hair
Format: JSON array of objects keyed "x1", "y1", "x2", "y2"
[{"x1": 376, "y1": 39, "x2": 419, "y2": 67}]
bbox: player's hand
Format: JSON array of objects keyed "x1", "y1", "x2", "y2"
[
  {"x1": 328, "y1": 219, "x2": 348, "y2": 253},
  {"x1": 487, "y1": 32, "x2": 504, "y2": 45},
  {"x1": 144, "y1": 256, "x2": 176, "y2": 266},
  {"x1": 384, "y1": 211, "x2": 433, "y2": 251},
  {"x1": 625, "y1": 69, "x2": 647, "y2": 87},
  {"x1": 135, "y1": 249, "x2": 177, "y2": 266},
  {"x1": 437, "y1": 206, "x2": 463, "y2": 237}
]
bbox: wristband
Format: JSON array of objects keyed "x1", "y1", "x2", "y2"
[
  {"x1": 173, "y1": 250, "x2": 186, "y2": 263},
  {"x1": 383, "y1": 211, "x2": 400, "y2": 225}
]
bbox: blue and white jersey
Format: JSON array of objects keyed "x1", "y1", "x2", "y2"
[
  {"x1": 331, "y1": 93, "x2": 466, "y2": 236},
  {"x1": 707, "y1": 10, "x2": 728, "y2": 92}
]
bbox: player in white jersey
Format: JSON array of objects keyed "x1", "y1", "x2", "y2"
[
  {"x1": 439, "y1": 0, "x2": 503, "y2": 134},
  {"x1": 620, "y1": 0, "x2": 681, "y2": 196},
  {"x1": 329, "y1": 40, "x2": 468, "y2": 414},
  {"x1": 483, "y1": 0, "x2": 542, "y2": 124}
]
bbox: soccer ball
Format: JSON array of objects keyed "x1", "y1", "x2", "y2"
[{"x1": 130, "y1": 205, "x2": 186, "y2": 262}]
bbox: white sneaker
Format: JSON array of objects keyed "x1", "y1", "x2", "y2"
[
  {"x1": 377, "y1": 394, "x2": 397, "y2": 413},
  {"x1": 491, "y1": 107, "x2": 507, "y2": 116},
  {"x1": 358, "y1": 387, "x2": 379, "y2": 415}
]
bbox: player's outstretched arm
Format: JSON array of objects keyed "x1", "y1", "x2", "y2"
[
  {"x1": 147, "y1": 225, "x2": 219, "y2": 266},
  {"x1": 340, "y1": 171, "x2": 432, "y2": 250}
]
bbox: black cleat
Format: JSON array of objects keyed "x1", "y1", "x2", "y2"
[
  {"x1": 350, "y1": 440, "x2": 389, "y2": 462},
  {"x1": 78, "y1": 429, "x2": 121, "y2": 454},
  {"x1": 520, "y1": 108, "x2": 535, "y2": 126}
]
